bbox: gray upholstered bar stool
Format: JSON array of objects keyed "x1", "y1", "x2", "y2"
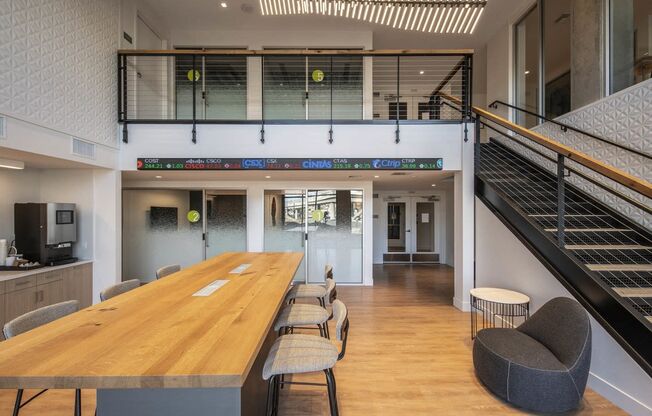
[
  {"x1": 100, "y1": 279, "x2": 141, "y2": 301},
  {"x1": 263, "y1": 300, "x2": 350, "y2": 416},
  {"x1": 275, "y1": 278, "x2": 336, "y2": 338},
  {"x1": 156, "y1": 264, "x2": 180, "y2": 279},
  {"x1": 3, "y1": 300, "x2": 81, "y2": 416},
  {"x1": 286, "y1": 265, "x2": 336, "y2": 307}
]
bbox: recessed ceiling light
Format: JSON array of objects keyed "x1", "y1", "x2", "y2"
[
  {"x1": 155, "y1": 175, "x2": 163, "y2": 179},
  {"x1": 431, "y1": 184, "x2": 437, "y2": 187},
  {"x1": 524, "y1": 70, "x2": 530, "y2": 75},
  {"x1": 220, "y1": 2, "x2": 228, "y2": 7},
  {"x1": 0, "y1": 158, "x2": 25, "y2": 170},
  {"x1": 374, "y1": 175, "x2": 380, "y2": 178},
  {"x1": 265, "y1": 175, "x2": 271, "y2": 179},
  {"x1": 419, "y1": 70, "x2": 424, "y2": 75}
]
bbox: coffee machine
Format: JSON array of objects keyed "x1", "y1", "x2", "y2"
[{"x1": 14, "y1": 203, "x2": 78, "y2": 266}]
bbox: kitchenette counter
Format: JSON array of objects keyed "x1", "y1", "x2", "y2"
[{"x1": 0, "y1": 260, "x2": 93, "y2": 283}]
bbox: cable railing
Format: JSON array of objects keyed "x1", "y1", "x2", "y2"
[
  {"x1": 488, "y1": 100, "x2": 652, "y2": 160},
  {"x1": 117, "y1": 49, "x2": 474, "y2": 143}
]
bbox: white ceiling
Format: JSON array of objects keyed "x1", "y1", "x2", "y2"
[
  {"x1": 122, "y1": 169, "x2": 454, "y2": 191},
  {"x1": 143, "y1": 0, "x2": 526, "y2": 50}
]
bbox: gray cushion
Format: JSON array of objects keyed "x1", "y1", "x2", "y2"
[
  {"x1": 100, "y1": 279, "x2": 141, "y2": 301},
  {"x1": 286, "y1": 283, "x2": 327, "y2": 300},
  {"x1": 3, "y1": 300, "x2": 79, "y2": 339},
  {"x1": 473, "y1": 297, "x2": 591, "y2": 413},
  {"x1": 274, "y1": 304, "x2": 330, "y2": 331},
  {"x1": 262, "y1": 334, "x2": 338, "y2": 380}
]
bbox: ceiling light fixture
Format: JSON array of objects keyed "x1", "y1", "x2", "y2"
[
  {"x1": 419, "y1": 70, "x2": 425, "y2": 74},
  {"x1": 220, "y1": 2, "x2": 228, "y2": 7},
  {"x1": 155, "y1": 175, "x2": 163, "y2": 179},
  {"x1": 431, "y1": 184, "x2": 437, "y2": 187},
  {"x1": 261, "y1": 0, "x2": 487, "y2": 34},
  {"x1": 0, "y1": 158, "x2": 25, "y2": 170},
  {"x1": 374, "y1": 175, "x2": 380, "y2": 178},
  {"x1": 265, "y1": 175, "x2": 272, "y2": 179}
]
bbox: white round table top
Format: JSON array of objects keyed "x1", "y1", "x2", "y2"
[{"x1": 470, "y1": 287, "x2": 530, "y2": 305}]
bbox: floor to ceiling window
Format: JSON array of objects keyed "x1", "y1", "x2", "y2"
[
  {"x1": 543, "y1": 0, "x2": 571, "y2": 119},
  {"x1": 610, "y1": 0, "x2": 652, "y2": 94},
  {"x1": 514, "y1": 5, "x2": 540, "y2": 128}
]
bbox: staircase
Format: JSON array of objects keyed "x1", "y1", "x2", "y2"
[{"x1": 476, "y1": 139, "x2": 652, "y2": 376}]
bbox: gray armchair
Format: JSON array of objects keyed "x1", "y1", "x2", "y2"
[{"x1": 473, "y1": 297, "x2": 592, "y2": 413}]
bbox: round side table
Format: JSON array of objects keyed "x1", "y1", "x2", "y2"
[{"x1": 470, "y1": 288, "x2": 530, "y2": 339}]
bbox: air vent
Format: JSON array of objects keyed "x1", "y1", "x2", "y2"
[
  {"x1": 0, "y1": 116, "x2": 6, "y2": 139},
  {"x1": 71, "y1": 137, "x2": 96, "y2": 159},
  {"x1": 373, "y1": 193, "x2": 379, "y2": 198},
  {"x1": 390, "y1": 172, "x2": 411, "y2": 176}
]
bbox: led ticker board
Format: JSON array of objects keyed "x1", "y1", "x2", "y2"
[{"x1": 137, "y1": 158, "x2": 444, "y2": 171}]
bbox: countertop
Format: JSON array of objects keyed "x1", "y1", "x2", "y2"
[
  {"x1": 0, "y1": 260, "x2": 93, "y2": 283},
  {"x1": 0, "y1": 252, "x2": 302, "y2": 389}
]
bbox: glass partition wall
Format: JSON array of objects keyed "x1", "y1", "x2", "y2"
[
  {"x1": 264, "y1": 189, "x2": 363, "y2": 284},
  {"x1": 122, "y1": 189, "x2": 247, "y2": 281},
  {"x1": 610, "y1": 0, "x2": 652, "y2": 94}
]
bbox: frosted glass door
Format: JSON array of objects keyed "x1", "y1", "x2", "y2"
[
  {"x1": 205, "y1": 191, "x2": 247, "y2": 259},
  {"x1": 122, "y1": 189, "x2": 204, "y2": 282},
  {"x1": 264, "y1": 190, "x2": 306, "y2": 282},
  {"x1": 307, "y1": 190, "x2": 363, "y2": 284}
]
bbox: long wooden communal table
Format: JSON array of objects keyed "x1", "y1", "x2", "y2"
[{"x1": 0, "y1": 252, "x2": 303, "y2": 416}]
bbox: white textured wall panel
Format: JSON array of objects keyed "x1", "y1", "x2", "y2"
[
  {"x1": 0, "y1": 0, "x2": 119, "y2": 147},
  {"x1": 495, "y1": 79, "x2": 652, "y2": 228}
]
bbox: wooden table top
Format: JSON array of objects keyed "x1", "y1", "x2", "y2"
[{"x1": 0, "y1": 252, "x2": 303, "y2": 389}]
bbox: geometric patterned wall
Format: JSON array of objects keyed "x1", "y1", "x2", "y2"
[
  {"x1": 496, "y1": 79, "x2": 652, "y2": 229},
  {"x1": 0, "y1": 0, "x2": 119, "y2": 148}
]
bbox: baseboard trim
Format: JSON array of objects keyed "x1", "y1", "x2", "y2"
[
  {"x1": 588, "y1": 372, "x2": 652, "y2": 416},
  {"x1": 453, "y1": 297, "x2": 470, "y2": 312}
]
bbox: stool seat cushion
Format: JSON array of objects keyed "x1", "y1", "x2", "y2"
[
  {"x1": 274, "y1": 304, "x2": 330, "y2": 331},
  {"x1": 286, "y1": 284, "x2": 327, "y2": 300},
  {"x1": 263, "y1": 334, "x2": 338, "y2": 380}
]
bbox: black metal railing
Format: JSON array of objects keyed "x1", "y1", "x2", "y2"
[
  {"x1": 488, "y1": 100, "x2": 652, "y2": 160},
  {"x1": 117, "y1": 49, "x2": 473, "y2": 143},
  {"x1": 455, "y1": 97, "x2": 652, "y2": 376}
]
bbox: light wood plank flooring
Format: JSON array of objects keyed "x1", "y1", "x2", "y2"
[{"x1": 0, "y1": 264, "x2": 625, "y2": 415}]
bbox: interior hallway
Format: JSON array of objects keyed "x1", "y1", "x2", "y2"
[{"x1": 0, "y1": 265, "x2": 624, "y2": 415}]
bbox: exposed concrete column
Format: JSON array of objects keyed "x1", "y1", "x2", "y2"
[{"x1": 571, "y1": 0, "x2": 605, "y2": 109}]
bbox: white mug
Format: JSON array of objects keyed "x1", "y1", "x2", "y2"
[{"x1": 5, "y1": 256, "x2": 16, "y2": 267}]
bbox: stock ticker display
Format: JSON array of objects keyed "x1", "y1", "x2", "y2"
[{"x1": 137, "y1": 158, "x2": 444, "y2": 171}]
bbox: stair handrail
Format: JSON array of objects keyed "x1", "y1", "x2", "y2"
[
  {"x1": 488, "y1": 100, "x2": 652, "y2": 160},
  {"x1": 439, "y1": 94, "x2": 652, "y2": 199}
]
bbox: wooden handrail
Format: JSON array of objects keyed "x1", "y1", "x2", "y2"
[
  {"x1": 117, "y1": 48, "x2": 474, "y2": 56},
  {"x1": 441, "y1": 94, "x2": 652, "y2": 199}
]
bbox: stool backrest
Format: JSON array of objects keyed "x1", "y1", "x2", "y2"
[
  {"x1": 325, "y1": 277, "x2": 337, "y2": 305},
  {"x1": 332, "y1": 300, "x2": 349, "y2": 360},
  {"x1": 3, "y1": 300, "x2": 79, "y2": 339},
  {"x1": 156, "y1": 264, "x2": 181, "y2": 279},
  {"x1": 324, "y1": 265, "x2": 334, "y2": 280},
  {"x1": 100, "y1": 279, "x2": 141, "y2": 301}
]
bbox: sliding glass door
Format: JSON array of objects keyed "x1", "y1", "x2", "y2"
[
  {"x1": 264, "y1": 189, "x2": 363, "y2": 284},
  {"x1": 263, "y1": 55, "x2": 363, "y2": 120}
]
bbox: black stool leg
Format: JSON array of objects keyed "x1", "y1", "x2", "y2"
[
  {"x1": 13, "y1": 389, "x2": 23, "y2": 416},
  {"x1": 265, "y1": 376, "x2": 276, "y2": 416},
  {"x1": 74, "y1": 389, "x2": 81, "y2": 416},
  {"x1": 324, "y1": 369, "x2": 338, "y2": 416},
  {"x1": 273, "y1": 374, "x2": 281, "y2": 416}
]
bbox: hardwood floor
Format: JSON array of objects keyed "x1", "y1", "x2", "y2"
[{"x1": 0, "y1": 264, "x2": 625, "y2": 415}]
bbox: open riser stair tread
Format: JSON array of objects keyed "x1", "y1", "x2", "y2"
[{"x1": 477, "y1": 139, "x2": 652, "y2": 339}]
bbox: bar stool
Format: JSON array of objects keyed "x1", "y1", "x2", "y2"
[
  {"x1": 286, "y1": 265, "x2": 336, "y2": 307},
  {"x1": 263, "y1": 300, "x2": 350, "y2": 416},
  {"x1": 275, "y1": 278, "x2": 336, "y2": 338},
  {"x1": 3, "y1": 300, "x2": 81, "y2": 416},
  {"x1": 100, "y1": 279, "x2": 141, "y2": 301},
  {"x1": 156, "y1": 264, "x2": 180, "y2": 279}
]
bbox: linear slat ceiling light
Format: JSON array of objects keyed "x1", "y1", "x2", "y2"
[{"x1": 260, "y1": 0, "x2": 487, "y2": 34}]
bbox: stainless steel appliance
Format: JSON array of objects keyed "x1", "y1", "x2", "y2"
[{"x1": 14, "y1": 203, "x2": 78, "y2": 266}]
